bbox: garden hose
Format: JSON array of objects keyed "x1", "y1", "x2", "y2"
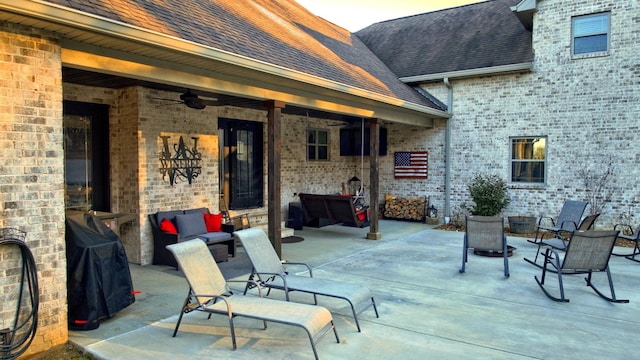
[{"x1": 0, "y1": 229, "x2": 39, "y2": 360}]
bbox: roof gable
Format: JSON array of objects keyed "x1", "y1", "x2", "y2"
[{"x1": 355, "y1": 0, "x2": 533, "y2": 80}]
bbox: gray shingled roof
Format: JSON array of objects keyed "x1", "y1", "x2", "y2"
[
  {"x1": 355, "y1": 0, "x2": 533, "y2": 79},
  {"x1": 42, "y1": 0, "x2": 443, "y2": 110}
]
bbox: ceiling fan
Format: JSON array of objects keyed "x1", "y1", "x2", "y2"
[{"x1": 152, "y1": 89, "x2": 219, "y2": 110}]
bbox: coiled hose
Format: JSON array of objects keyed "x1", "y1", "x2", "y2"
[{"x1": 0, "y1": 228, "x2": 39, "y2": 360}]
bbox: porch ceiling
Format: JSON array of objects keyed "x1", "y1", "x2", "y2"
[{"x1": 62, "y1": 67, "x2": 364, "y2": 124}]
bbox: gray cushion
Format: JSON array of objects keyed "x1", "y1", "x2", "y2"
[
  {"x1": 199, "y1": 232, "x2": 233, "y2": 244},
  {"x1": 156, "y1": 210, "x2": 184, "y2": 226},
  {"x1": 175, "y1": 213, "x2": 206, "y2": 238},
  {"x1": 184, "y1": 207, "x2": 209, "y2": 215}
]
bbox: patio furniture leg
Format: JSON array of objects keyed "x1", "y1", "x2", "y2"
[{"x1": 584, "y1": 267, "x2": 629, "y2": 303}]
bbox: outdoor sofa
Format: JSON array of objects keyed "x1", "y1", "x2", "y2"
[{"x1": 149, "y1": 207, "x2": 235, "y2": 268}]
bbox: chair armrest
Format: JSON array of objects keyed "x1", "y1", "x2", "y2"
[
  {"x1": 614, "y1": 223, "x2": 633, "y2": 234},
  {"x1": 282, "y1": 261, "x2": 313, "y2": 276},
  {"x1": 221, "y1": 223, "x2": 235, "y2": 233},
  {"x1": 537, "y1": 216, "x2": 555, "y2": 227},
  {"x1": 557, "y1": 220, "x2": 578, "y2": 231},
  {"x1": 614, "y1": 224, "x2": 639, "y2": 241},
  {"x1": 253, "y1": 271, "x2": 293, "y2": 292},
  {"x1": 227, "y1": 279, "x2": 264, "y2": 296}
]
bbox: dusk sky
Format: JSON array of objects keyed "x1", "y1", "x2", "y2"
[{"x1": 296, "y1": 0, "x2": 485, "y2": 31}]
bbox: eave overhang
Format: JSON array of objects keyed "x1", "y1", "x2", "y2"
[
  {"x1": 399, "y1": 63, "x2": 534, "y2": 84},
  {"x1": 0, "y1": 0, "x2": 450, "y2": 126}
]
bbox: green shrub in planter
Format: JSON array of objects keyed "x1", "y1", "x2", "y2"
[{"x1": 467, "y1": 174, "x2": 510, "y2": 216}]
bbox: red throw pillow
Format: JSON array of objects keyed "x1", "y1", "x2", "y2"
[
  {"x1": 203, "y1": 212, "x2": 223, "y2": 232},
  {"x1": 159, "y1": 218, "x2": 177, "y2": 234}
]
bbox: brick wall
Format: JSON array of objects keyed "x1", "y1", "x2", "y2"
[
  {"x1": 0, "y1": 22, "x2": 67, "y2": 355},
  {"x1": 418, "y1": 0, "x2": 640, "y2": 227}
]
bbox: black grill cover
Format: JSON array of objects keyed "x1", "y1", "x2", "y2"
[{"x1": 66, "y1": 213, "x2": 135, "y2": 330}]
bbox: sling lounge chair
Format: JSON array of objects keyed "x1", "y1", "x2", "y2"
[
  {"x1": 460, "y1": 216, "x2": 510, "y2": 277},
  {"x1": 527, "y1": 200, "x2": 587, "y2": 245},
  {"x1": 166, "y1": 239, "x2": 339, "y2": 360},
  {"x1": 535, "y1": 230, "x2": 628, "y2": 303},
  {"x1": 612, "y1": 223, "x2": 640, "y2": 262},
  {"x1": 524, "y1": 213, "x2": 599, "y2": 267},
  {"x1": 234, "y1": 227, "x2": 379, "y2": 332}
]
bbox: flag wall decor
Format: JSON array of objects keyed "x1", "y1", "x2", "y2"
[{"x1": 394, "y1": 151, "x2": 428, "y2": 178}]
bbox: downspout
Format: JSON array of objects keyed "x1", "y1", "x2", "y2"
[{"x1": 444, "y1": 77, "x2": 453, "y2": 219}]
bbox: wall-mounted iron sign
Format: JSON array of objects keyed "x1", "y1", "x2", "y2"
[{"x1": 159, "y1": 136, "x2": 202, "y2": 185}]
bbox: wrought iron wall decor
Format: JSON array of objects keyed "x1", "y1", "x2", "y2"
[{"x1": 159, "y1": 136, "x2": 202, "y2": 185}]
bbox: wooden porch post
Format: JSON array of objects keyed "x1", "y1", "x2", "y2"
[
  {"x1": 367, "y1": 118, "x2": 382, "y2": 240},
  {"x1": 265, "y1": 100, "x2": 285, "y2": 257}
]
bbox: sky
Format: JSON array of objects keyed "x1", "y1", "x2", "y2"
[{"x1": 295, "y1": 0, "x2": 485, "y2": 32}]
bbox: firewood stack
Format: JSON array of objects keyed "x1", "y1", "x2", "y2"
[{"x1": 383, "y1": 195, "x2": 427, "y2": 221}]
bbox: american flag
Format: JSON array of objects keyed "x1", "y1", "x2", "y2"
[{"x1": 394, "y1": 151, "x2": 428, "y2": 178}]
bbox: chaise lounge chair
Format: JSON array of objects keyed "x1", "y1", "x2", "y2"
[
  {"x1": 166, "y1": 239, "x2": 339, "y2": 359},
  {"x1": 534, "y1": 230, "x2": 628, "y2": 303},
  {"x1": 234, "y1": 227, "x2": 379, "y2": 332}
]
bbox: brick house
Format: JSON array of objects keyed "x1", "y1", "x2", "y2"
[
  {"x1": 0, "y1": 0, "x2": 637, "y2": 356},
  {"x1": 357, "y1": 0, "x2": 639, "y2": 225}
]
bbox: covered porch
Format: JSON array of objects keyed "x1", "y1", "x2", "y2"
[{"x1": 69, "y1": 222, "x2": 640, "y2": 359}]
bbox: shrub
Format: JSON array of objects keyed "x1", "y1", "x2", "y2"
[{"x1": 466, "y1": 174, "x2": 510, "y2": 216}]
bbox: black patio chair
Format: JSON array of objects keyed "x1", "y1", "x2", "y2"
[
  {"x1": 460, "y1": 216, "x2": 510, "y2": 277},
  {"x1": 535, "y1": 230, "x2": 628, "y2": 303},
  {"x1": 528, "y1": 200, "x2": 587, "y2": 245},
  {"x1": 612, "y1": 223, "x2": 640, "y2": 263},
  {"x1": 525, "y1": 213, "x2": 599, "y2": 267}
]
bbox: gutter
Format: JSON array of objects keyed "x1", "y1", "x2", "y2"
[{"x1": 399, "y1": 63, "x2": 533, "y2": 84}]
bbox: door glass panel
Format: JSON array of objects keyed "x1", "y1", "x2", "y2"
[{"x1": 64, "y1": 115, "x2": 93, "y2": 210}]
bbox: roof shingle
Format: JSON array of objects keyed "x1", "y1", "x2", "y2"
[
  {"x1": 43, "y1": 0, "x2": 441, "y2": 109},
  {"x1": 355, "y1": 0, "x2": 533, "y2": 79}
]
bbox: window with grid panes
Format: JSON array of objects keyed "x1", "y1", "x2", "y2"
[
  {"x1": 510, "y1": 137, "x2": 546, "y2": 184},
  {"x1": 307, "y1": 129, "x2": 328, "y2": 161}
]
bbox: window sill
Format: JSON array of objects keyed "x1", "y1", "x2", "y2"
[
  {"x1": 572, "y1": 51, "x2": 609, "y2": 60},
  {"x1": 509, "y1": 183, "x2": 545, "y2": 190}
]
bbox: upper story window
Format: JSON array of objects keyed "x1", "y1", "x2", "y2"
[
  {"x1": 307, "y1": 129, "x2": 328, "y2": 161},
  {"x1": 510, "y1": 137, "x2": 546, "y2": 184},
  {"x1": 572, "y1": 12, "x2": 610, "y2": 56}
]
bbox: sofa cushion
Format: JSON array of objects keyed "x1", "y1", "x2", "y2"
[
  {"x1": 184, "y1": 207, "x2": 209, "y2": 215},
  {"x1": 159, "y1": 218, "x2": 178, "y2": 234},
  {"x1": 175, "y1": 213, "x2": 207, "y2": 238},
  {"x1": 203, "y1": 212, "x2": 223, "y2": 232},
  {"x1": 199, "y1": 231, "x2": 233, "y2": 244},
  {"x1": 156, "y1": 210, "x2": 183, "y2": 226}
]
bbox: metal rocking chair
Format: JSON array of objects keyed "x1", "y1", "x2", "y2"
[
  {"x1": 535, "y1": 230, "x2": 628, "y2": 303},
  {"x1": 525, "y1": 213, "x2": 599, "y2": 267},
  {"x1": 612, "y1": 223, "x2": 640, "y2": 263},
  {"x1": 528, "y1": 200, "x2": 587, "y2": 245}
]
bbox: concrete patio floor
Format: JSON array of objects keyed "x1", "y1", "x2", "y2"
[{"x1": 69, "y1": 220, "x2": 640, "y2": 359}]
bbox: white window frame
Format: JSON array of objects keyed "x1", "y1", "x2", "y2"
[
  {"x1": 510, "y1": 136, "x2": 547, "y2": 184},
  {"x1": 572, "y1": 12, "x2": 610, "y2": 58}
]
